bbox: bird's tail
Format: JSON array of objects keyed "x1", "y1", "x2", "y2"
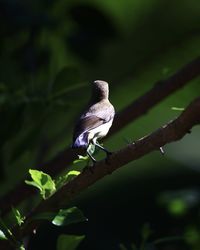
[{"x1": 72, "y1": 132, "x2": 88, "y2": 149}]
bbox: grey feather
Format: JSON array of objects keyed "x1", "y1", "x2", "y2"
[{"x1": 73, "y1": 100, "x2": 115, "y2": 141}]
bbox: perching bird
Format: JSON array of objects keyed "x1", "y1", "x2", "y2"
[{"x1": 72, "y1": 80, "x2": 115, "y2": 163}]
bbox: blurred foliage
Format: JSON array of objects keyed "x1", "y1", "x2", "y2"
[
  {"x1": 11, "y1": 207, "x2": 25, "y2": 227},
  {"x1": 1, "y1": 0, "x2": 200, "y2": 249},
  {"x1": 56, "y1": 234, "x2": 85, "y2": 250},
  {"x1": 0, "y1": 206, "x2": 87, "y2": 249}
]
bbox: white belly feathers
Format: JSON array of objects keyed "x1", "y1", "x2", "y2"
[{"x1": 87, "y1": 119, "x2": 113, "y2": 141}]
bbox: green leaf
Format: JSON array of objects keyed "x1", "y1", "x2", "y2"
[
  {"x1": 25, "y1": 180, "x2": 42, "y2": 192},
  {"x1": 57, "y1": 234, "x2": 85, "y2": 250},
  {"x1": 73, "y1": 155, "x2": 89, "y2": 164},
  {"x1": 12, "y1": 207, "x2": 25, "y2": 226},
  {"x1": 56, "y1": 170, "x2": 80, "y2": 189},
  {"x1": 52, "y1": 207, "x2": 87, "y2": 226},
  {"x1": 68, "y1": 170, "x2": 80, "y2": 175},
  {"x1": 19, "y1": 246, "x2": 25, "y2": 250},
  {"x1": 0, "y1": 219, "x2": 24, "y2": 248},
  {"x1": 0, "y1": 230, "x2": 7, "y2": 240},
  {"x1": 167, "y1": 199, "x2": 187, "y2": 216},
  {"x1": 25, "y1": 169, "x2": 56, "y2": 199},
  {"x1": 0, "y1": 217, "x2": 17, "y2": 246},
  {"x1": 171, "y1": 107, "x2": 185, "y2": 111},
  {"x1": 32, "y1": 207, "x2": 87, "y2": 227},
  {"x1": 66, "y1": 170, "x2": 80, "y2": 178}
]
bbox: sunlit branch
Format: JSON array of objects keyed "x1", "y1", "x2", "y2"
[
  {"x1": 1, "y1": 56, "x2": 200, "y2": 216},
  {"x1": 11, "y1": 96, "x2": 200, "y2": 241}
]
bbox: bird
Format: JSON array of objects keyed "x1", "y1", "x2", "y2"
[{"x1": 72, "y1": 80, "x2": 115, "y2": 164}]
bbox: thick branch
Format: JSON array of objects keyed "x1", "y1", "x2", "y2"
[
  {"x1": 14, "y1": 96, "x2": 200, "y2": 240},
  {"x1": 1, "y1": 56, "x2": 200, "y2": 215},
  {"x1": 110, "y1": 56, "x2": 200, "y2": 134}
]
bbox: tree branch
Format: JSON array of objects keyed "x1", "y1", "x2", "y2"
[
  {"x1": 110, "y1": 56, "x2": 200, "y2": 134},
  {"x1": 12, "y1": 95, "x2": 200, "y2": 241},
  {"x1": 1, "y1": 56, "x2": 200, "y2": 215}
]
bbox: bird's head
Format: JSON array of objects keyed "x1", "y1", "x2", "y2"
[{"x1": 92, "y1": 80, "x2": 109, "y2": 100}]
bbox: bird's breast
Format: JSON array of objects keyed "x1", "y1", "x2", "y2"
[{"x1": 88, "y1": 119, "x2": 113, "y2": 141}]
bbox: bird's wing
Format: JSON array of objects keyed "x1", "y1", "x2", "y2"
[
  {"x1": 86, "y1": 101, "x2": 115, "y2": 123},
  {"x1": 73, "y1": 115, "x2": 105, "y2": 142},
  {"x1": 73, "y1": 101, "x2": 115, "y2": 143}
]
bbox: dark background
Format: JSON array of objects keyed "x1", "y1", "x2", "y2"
[{"x1": 1, "y1": 0, "x2": 200, "y2": 249}]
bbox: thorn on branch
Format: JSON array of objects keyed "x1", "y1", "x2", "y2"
[{"x1": 159, "y1": 147, "x2": 165, "y2": 155}]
